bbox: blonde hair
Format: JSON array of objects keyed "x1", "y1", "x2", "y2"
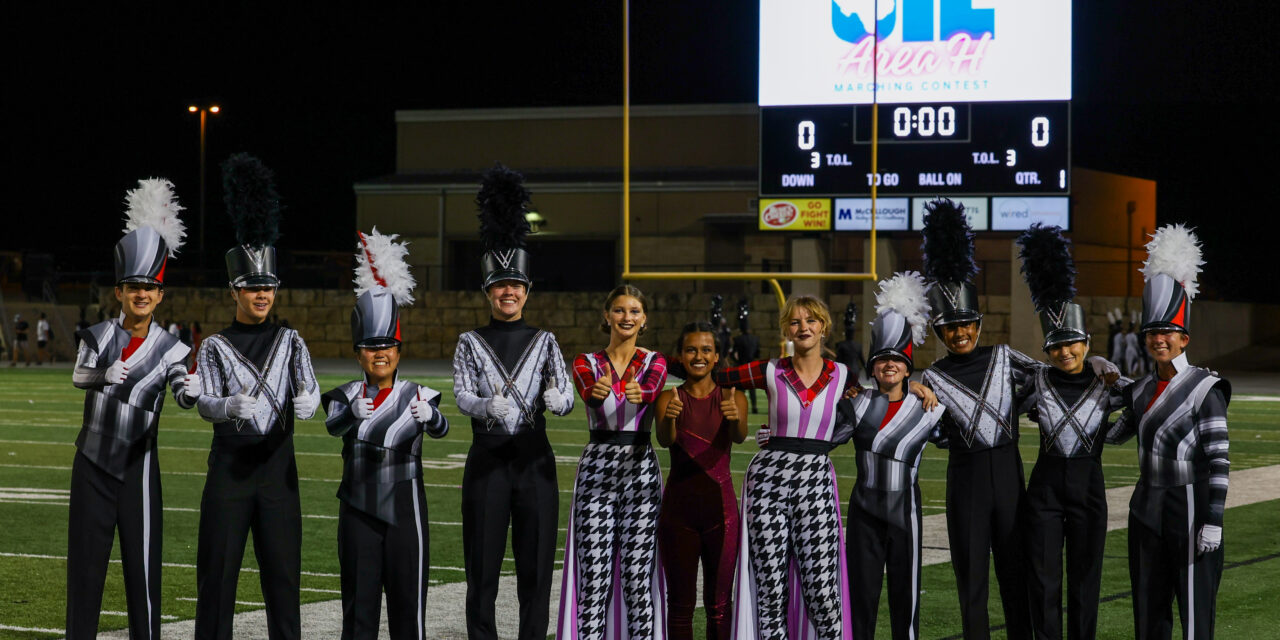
[{"x1": 779, "y1": 295, "x2": 832, "y2": 340}]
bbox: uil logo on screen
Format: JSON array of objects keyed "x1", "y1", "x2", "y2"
[{"x1": 832, "y1": 0, "x2": 994, "y2": 43}]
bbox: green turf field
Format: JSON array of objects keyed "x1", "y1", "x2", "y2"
[{"x1": 0, "y1": 366, "x2": 1277, "y2": 638}]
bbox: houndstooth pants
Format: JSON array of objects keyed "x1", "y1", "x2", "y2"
[
  {"x1": 745, "y1": 449, "x2": 843, "y2": 640},
  {"x1": 572, "y1": 441, "x2": 662, "y2": 639}
]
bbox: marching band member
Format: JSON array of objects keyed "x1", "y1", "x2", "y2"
[
  {"x1": 454, "y1": 164, "x2": 575, "y2": 640},
  {"x1": 918, "y1": 198, "x2": 1037, "y2": 640},
  {"x1": 842, "y1": 272, "x2": 944, "y2": 640},
  {"x1": 1106, "y1": 225, "x2": 1230, "y2": 640},
  {"x1": 68, "y1": 179, "x2": 197, "y2": 639},
  {"x1": 323, "y1": 229, "x2": 448, "y2": 639},
  {"x1": 558, "y1": 285, "x2": 668, "y2": 639},
  {"x1": 194, "y1": 154, "x2": 320, "y2": 640},
  {"x1": 717, "y1": 295, "x2": 854, "y2": 640},
  {"x1": 655, "y1": 321, "x2": 748, "y2": 640},
  {"x1": 1015, "y1": 225, "x2": 1127, "y2": 640}
]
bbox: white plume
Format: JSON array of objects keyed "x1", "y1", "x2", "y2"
[
  {"x1": 1141, "y1": 224, "x2": 1203, "y2": 299},
  {"x1": 875, "y1": 271, "x2": 931, "y2": 345},
  {"x1": 123, "y1": 178, "x2": 186, "y2": 256},
  {"x1": 1106, "y1": 310, "x2": 1116, "y2": 324},
  {"x1": 354, "y1": 227, "x2": 416, "y2": 306}
]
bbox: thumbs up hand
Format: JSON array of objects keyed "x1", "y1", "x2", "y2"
[
  {"x1": 664, "y1": 394, "x2": 684, "y2": 420},
  {"x1": 720, "y1": 387, "x2": 740, "y2": 422},
  {"x1": 622, "y1": 368, "x2": 643, "y2": 404},
  {"x1": 590, "y1": 369, "x2": 613, "y2": 401}
]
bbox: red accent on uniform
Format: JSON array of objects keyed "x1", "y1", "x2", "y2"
[
  {"x1": 371, "y1": 386, "x2": 393, "y2": 409},
  {"x1": 358, "y1": 231, "x2": 387, "y2": 286},
  {"x1": 394, "y1": 318, "x2": 401, "y2": 342},
  {"x1": 121, "y1": 337, "x2": 145, "y2": 360},
  {"x1": 1170, "y1": 297, "x2": 1187, "y2": 329},
  {"x1": 879, "y1": 398, "x2": 904, "y2": 430},
  {"x1": 155, "y1": 256, "x2": 167, "y2": 284},
  {"x1": 904, "y1": 342, "x2": 913, "y2": 361},
  {"x1": 1147, "y1": 379, "x2": 1170, "y2": 411}
]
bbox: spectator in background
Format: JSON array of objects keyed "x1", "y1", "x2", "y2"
[
  {"x1": 11, "y1": 314, "x2": 31, "y2": 367},
  {"x1": 74, "y1": 308, "x2": 91, "y2": 350},
  {"x1": 179, "y1": 322, "x2": 192, "y2": 348},
  {"x1": 36, "y1": 312, "x2": 52, "y2": 364},
  {"x1": 167, "y1": 319, "x2": 179, "y2": 337},
  {"x1": 190, "y1": 322, "x2": 202, "y2": 369}
]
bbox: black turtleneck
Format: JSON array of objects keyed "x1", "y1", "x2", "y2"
[
  {"x1": 218, "y1": 320, "x2": 282, "y2": 370},
  {"x1": 474, "y1": 317, "x2": 539, "y2": 372},
  {"x1": 1045, "y1": 366, "x2": 1094, "y2": 407},
  {"x1": 931, "y1": 345, "x2": 994, "y2": 394}
]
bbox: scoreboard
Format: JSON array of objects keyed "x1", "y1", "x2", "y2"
[
  {"x1": 759, "y1": 101, "x2": 1070, "y2": 196},
  {"x1": 758, "y1": 0, "x2": 1073, "y2": 219}
]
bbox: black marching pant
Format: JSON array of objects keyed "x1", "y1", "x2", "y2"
[
  {"x1": 1128, "y1": 483, "x2": 1223, "y2": 640},
  {"x1": 1025, "y1": 455, "x2": 1107, "y2": 640},
  {"x1": 846, "y1": 485, "x2": 924, "y2": 640},
  {"x1": 462, "y1": 430, "x2": 559, "y2": 640},
  {"x1": 946, "y1": 444, "x2": 1032, "y2": 640},
  {"x1": 337, "y1": 480, "x2": 430, "y2": 640},
  {"x1": 195, "y1": 434, "x2": 302, "y2": 640},
  {"x1": 66, "y1": 446, "x2": 163, "y2": 640}
]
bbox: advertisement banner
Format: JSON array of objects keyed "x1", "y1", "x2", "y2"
[
  {"x1": 759, "y1": 199, "x2": 832, "y2": 231},
  {"x1": 759, "y1": 0, "x2": 1072, "y2": 106},
  {"x1": 912, "y1": 197, "x2": 988, "y2": 230},
  {"x1": 833, "y1": 197, "x2": 910, "y2": 231},
  {"x1": 990, "y1": 196, "x2": 1070, "y2": 230}
]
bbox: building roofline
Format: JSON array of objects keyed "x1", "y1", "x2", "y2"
[{"x1": 395, "y1": 103, "x2": 759, "y2": 123}]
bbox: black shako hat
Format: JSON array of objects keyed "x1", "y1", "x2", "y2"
[
  {"x1": 1017, "y1": 223, "x2": 1088, "y2": 350},
  {"x1": 921, "y1": 198, "x2": 982, "y2": 335}
]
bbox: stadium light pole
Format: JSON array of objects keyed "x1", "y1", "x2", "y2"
[{"x1": 188, "y1": 104, "x2": 221, "y2": 267}]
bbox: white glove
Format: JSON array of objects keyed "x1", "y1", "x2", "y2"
[
  {"x1": 543, "y1": 387, "x2": 568, "y2": 414},
  {"x1": 1089, "y1": 356, "x2": 1120, "y2": 378},
  {"x1": 294, "y1": 390, "x2": 319, "y2": 420},
  {"x1": 410, "y1": 399, "x2": 435, "y2": 424},
  {"x1": 488, "y1": 395, "x2": 513, "y2": 421},
  {"x1": 227, "y1": 393, "x2": 256, "y2": 420},
  {"x1": 1197, "y1": 524, "x2": 1222, "y2": 554},
  {"x1": 755, "y1": 425, "x2": 772, "y2": 447},
  {"x1": 179, "y1": 374, "x2": 201, "y2": 401},
  {"x1": 105, "y1": 360, "x2": 129, "y2": 385},
  {"x1": 351, "y1": 397, "x2": 375, "y2": 420}
]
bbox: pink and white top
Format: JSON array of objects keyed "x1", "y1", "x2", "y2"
[
  {"x1": 715, "y1": 358, "x2": 852, "y2": 441},
  {"x1": 572, "y1": 348, "x2": 668, "y2": 433}
]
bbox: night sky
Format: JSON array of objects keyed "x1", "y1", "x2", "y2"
[{"x1": 4, "y1": 3, "x2": 1274, "y2": 301}]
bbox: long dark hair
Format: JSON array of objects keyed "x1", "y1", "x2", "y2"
[{"x1": 666, "y1": 321, "x2": 721, "y2": 380}]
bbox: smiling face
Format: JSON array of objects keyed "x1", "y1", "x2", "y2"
[
  {"x1": 679, "y1": 331, "x2": 719, "y2": 382},
  {"x1": 357, "y1": 345, "x2": 400, "y2": 386},
  {"x1": 487, "y1": 280, "x2": 528, "y2": 322},
  {"x1": 871, "y1": 355, "x2": 909, "y2": 393},
  {"x1": 940, "y1": 321, "x2": 980, "y2": 355},
  {"x1": 1047, "y1": 340, "x2": 1089, "y2": 374},
  {"x1": 232, "y1": 286, "x2": 276, "y2": 324},
  {"x1": 1145, "y1": 329, "x2": 1190, "y2": 366},
  {"x1": 114, "y1": 283, "x2": 164, "y2": 323},
  {"x1": 606, "y1": 295, "x2": 647, "y2": 341},
  {"x1": 786, "y1": 306, "x2": 826, "y2": 354}
]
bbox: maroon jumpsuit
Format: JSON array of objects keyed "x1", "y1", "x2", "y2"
[{"x1": 657, "y1": 386, "x2": 739, "y2": 640}]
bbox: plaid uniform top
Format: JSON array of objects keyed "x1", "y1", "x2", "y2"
[
  {"x1": 195, "y1": 327, "x2": 319, "y2": 437},
  {"x1": 72, "y1": 317, "x2": 194, "y2": 479},
  {"x1": 571, "y1": 348, "x2": 667, "y2": 432},
  {"x1": 1021, "y1": 365, "x2": 1132, "y2": 457},
  {"x1": 713, "y1": 358, "x2": 853, "y2": 441},
  {"x1": 323, "y1": 376, "x2": 448, "y2": 524},
  {"x1": 1106, "y1": 354, "x2": 1230, "y2": 527},
  {"x1": 453, "y1": 330, "x2": 574, "y2": 434},
  {"x1": 922, "y1": 344, "x2": 1038, "y2": 451}
]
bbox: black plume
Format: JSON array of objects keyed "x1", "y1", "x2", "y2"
[
  {"x1": 844, "y1": 302, "x2": 858, "y2": 325},
  {"x1": 920, "y1": 198, "x2": 977, "y2": 284},
  {"x1": 222, "y1": 153, "x2": 281, "y2": 248},
  {"x1": 1017, "y1": 223, "x2": 1076, "y2": 310},
  {"x1": 476, "y1": 163, "x2": 531, "y2": 252}
]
